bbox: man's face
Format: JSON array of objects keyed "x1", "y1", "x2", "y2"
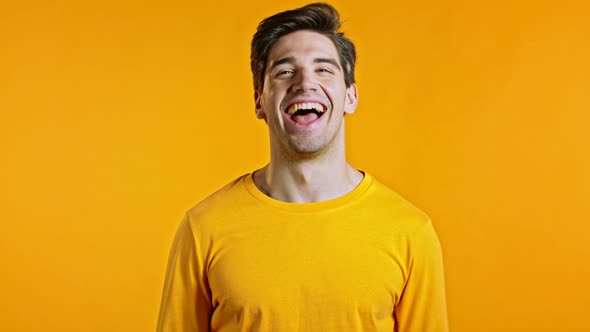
[{"x1": 255, "y1": 30, "x2": 358, "y2": 157}]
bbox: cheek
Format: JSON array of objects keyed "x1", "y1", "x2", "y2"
[
  {"x1": 260, "y1": 87, "x2": 280, "y2": 107},
  {"x1": 322, "y1": 84, "x2": 346, "y2": 105},
  {"x1": 267, "y1": 90, "x2": 286, "y2": 110},
  {"x1": 260, "y1": 94, "x2": 284, "y2": 122}
]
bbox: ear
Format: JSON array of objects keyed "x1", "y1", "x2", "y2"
[
  {"x1": 254, "y1": 91, "x2": 266, "y2": 121},
  {"x1": 344, "y1": 83, "x2": 358, "y2": 115}
]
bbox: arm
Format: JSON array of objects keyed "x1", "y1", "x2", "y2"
[
  {"x1": 157, "y1": 215, "x2": 212, "y2": 332},
  {"x1": 394, "y1": 220, "x2": 449, "y2": 332}
]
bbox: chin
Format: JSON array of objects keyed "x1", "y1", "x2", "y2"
[{"x1": 286, "y1": 139, "x2": 329, "y2": 156}]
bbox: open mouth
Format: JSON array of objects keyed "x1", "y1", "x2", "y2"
[{"x1": 285, "y1": 102, "x2": 326, "y2": 125}]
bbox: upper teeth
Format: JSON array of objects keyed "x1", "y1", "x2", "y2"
[{"x1": 286, "y1": 102, "x2": 324, "y2": 115}]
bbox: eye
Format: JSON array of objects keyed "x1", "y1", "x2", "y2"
[
  {"x1": 317, "y1": 68, "x2": 334, "y2": 74},
  {"x1": 275, "y1": 69, "x2": 294, "y2": 77}
]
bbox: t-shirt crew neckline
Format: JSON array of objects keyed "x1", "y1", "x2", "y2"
[{"x1": 243, "y1": 170, "x2": 373, "y2": 212}]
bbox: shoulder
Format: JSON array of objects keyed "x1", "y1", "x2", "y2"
[
  {"x1": 363, "y1": 174, "x2": 432, "y2": 234},
  {"x1": 184, "y1": 173, "x2": 251, "y2": 230},
  {"x1": 364, "y1": 175, "x2": 443, "y2": 260}
]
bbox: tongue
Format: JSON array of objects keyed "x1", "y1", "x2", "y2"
[{"x1": 292, "y1": 113, "x2": 319, "y2": 124}]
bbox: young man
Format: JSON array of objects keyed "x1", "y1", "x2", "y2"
[{"x1": 158, "y1": 3, "x2": 448, "y2": 331}]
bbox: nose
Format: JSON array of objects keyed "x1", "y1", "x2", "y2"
[{"x1": 290, "y1": 70, "x2": 317, "y2": 93}]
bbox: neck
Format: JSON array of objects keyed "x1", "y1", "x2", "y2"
[{"x1": 253, "y1": 135, "x2": 363, "y2": 203}]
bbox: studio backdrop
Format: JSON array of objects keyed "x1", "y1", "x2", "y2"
[{"x1": 1, "y1": 1, "x2": 588, "y2": 331}]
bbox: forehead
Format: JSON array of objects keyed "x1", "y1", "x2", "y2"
[{"x1": 267, "y1": 30, "x2": 339, "y2": 64}]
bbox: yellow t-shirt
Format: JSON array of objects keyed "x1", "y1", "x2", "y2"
[{"x1": 158, "y1": 173, "x2": 448, "y2": 331}]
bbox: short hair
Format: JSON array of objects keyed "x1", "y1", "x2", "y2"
[{"x1": 250, "y1": 2, "x2": 356, "y2": 92}]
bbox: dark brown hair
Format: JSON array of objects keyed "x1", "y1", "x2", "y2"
[{"x1": 250, "y1": 2, "x2": 356, "y2": 92}]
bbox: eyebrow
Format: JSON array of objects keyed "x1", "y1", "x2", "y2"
[
  {"x1": 269, "y1": 57, "x2": 295, "y2": 71},
  {"x1": 314, "y1": 58, "x2": 341, "y2": 70},
  {"x1": 269, "y1": 56, "x2": 342, "y2": 71}
]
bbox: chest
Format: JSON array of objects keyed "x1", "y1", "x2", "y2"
[{"x1": 205, "y1": 217, "x2": 407, "y2": 326}]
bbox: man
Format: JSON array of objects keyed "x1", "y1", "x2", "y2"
[{"x1": 158, "y1": 3, "x2": 448, "y2": 331}]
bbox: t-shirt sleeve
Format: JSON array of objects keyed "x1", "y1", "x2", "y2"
[
  {"x1": 157, "y1": 214, "x2": 212, "y2": 332},
  {"x1": 394, "y1": 220, "x2": 449, "y2": 332}
]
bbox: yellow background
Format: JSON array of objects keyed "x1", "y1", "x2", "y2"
[{"x1": 1, "y1": 0, "x2": 589, "y2": 331}]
